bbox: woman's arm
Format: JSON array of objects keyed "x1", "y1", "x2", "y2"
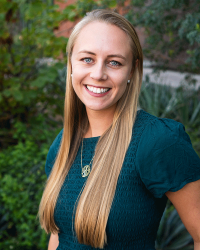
[
  {"x1": 48, "y1": 233, "x2": 59, "y2": 250},
  {"x1": 194, "y1": 242, "x2": 200, "y2": 250},
  {"x1": 165, "y1": 179, "x2": 200, "y2": 250}
]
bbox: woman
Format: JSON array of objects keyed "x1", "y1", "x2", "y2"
[{"x1": 38, "y1": 9, "x2": 200, "y2": 250}]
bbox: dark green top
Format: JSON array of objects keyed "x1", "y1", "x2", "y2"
[{"x1": 45, "y1": 110, "x2": 200, "y2": 250}]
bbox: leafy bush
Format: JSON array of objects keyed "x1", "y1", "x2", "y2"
[
  {"x1": 0, "y1": 137, "x2": 48, "y2": 249},
  {"x1": 156, "y1": 202, "x2": 193, "y2": 250},
  {"x1": 0, "y1": 0, "x2": 67, "y2": 149},
  {"x1": 0, "y1": 0, "x2": 66, "y2": 248},
  {"x1": 125, "y1": 0, "x2": 200, "y2": 73}
]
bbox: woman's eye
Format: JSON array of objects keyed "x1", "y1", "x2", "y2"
[
  {"x1": 109, "y1": 60, "x2": 121, "y2": 67},
  {"x1": 82, "y1": 58, "x2": 92, "y2": 63}
]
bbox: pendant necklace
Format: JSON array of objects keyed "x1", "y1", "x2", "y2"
[{"x1": 81, "y1": 139, "x2": 95, "y2": 178}]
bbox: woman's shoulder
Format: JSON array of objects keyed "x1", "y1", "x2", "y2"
[
  {"x1": 135, "y1": 109, "x2": 189, "y2": 144},
  {"x1": 49, "y1": 129, "x2": 64, "y2": 153},
  {"x1": 136, "y1": 109, "x2": 184, "y2": 128},
  {"x1": 45, "y1": 129, "x2": 63, "y2": 177},
  {"x1": 135, "y1": 110, "x2": 200, "y2": 198}
]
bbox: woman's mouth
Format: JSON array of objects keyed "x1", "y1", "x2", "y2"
[
  {"x1": 84, "y1": 85, "x2": 111, "y2": 97},
  {"x1": 86, "y1": 85, "x2": 110, "y2": 94}
]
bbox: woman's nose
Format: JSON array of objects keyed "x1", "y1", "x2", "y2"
[{"x1": 90, "y1": 62, "x2": 108, "y2": 81}]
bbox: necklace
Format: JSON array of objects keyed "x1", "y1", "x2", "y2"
[{"x1": 81, "y1": 139, "x2": 95, "y2": 177}]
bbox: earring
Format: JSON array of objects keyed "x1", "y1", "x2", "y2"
[
  {"x1": 128, "y1": 80, "x2": 130, "y2": 83},
  {"x1": 71, "y1": 74, "x2": 73, "y2": 77}
]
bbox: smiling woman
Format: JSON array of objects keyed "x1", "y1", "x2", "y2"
[
  {"x1": 71, "y1": 21, "x2": 134, "y2": 125},
  {"x1": 38, "y1": 9, "x2": 200, "y2": 250}
]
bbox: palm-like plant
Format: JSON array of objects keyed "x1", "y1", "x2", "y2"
[
  {"x1": 139, "y1": 75, "x2": 200, "y2": 126},
  {"x1": 156, "y1": 204, "x2": 193, "y2": 250}
]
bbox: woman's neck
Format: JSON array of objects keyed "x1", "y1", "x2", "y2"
[{"x1": 84, "y1": 106, "x2": 116, "y2": 138}]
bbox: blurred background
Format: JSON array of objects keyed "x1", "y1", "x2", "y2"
[{"x1": 0, "y1": 0, "x2": 199, "y2": 249}]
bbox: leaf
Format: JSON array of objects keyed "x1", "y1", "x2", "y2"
[
  {"x1": 62, "y1": 5, "x2": 76, "y2": 21},
  {"x1": 107, "y1": 0, "x2": 117, "y2": 8},
  {"x1": 190, "y1": 102, "x2": 200, "y2": 124},
  {"x1": 30, "y1": 76, "x2": 49, "y2": 88},
  {"x1": 24, "y1": 2, "x2": 44, "y2": 20},
  {"x1": 12, "y1": 89, "x2": 23, "y2": 101},
  {"x1": 2, "y1": 89, "x2": 12, "y2": 97}
]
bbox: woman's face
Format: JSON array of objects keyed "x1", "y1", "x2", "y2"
[{"x1": 71, "y1": 21, "x2": 133, "y2": 113}]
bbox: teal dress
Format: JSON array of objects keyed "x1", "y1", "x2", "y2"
[{"x1": 45, "y1": 110, "x2": 200, "y2": 250}]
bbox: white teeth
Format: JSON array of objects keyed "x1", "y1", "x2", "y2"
[{"x1": 86, "y1": 85, "x2": 109, "y2": 94}]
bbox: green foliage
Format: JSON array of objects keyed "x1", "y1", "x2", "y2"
[
  {"x1": 0, "y1": 0, "x2": 67, "y2": 149},
  {"x1": 156, "y1": 203, "x2": 193, "y2": 250},
  {"x1": 0, "y1": 127, "x2": 61, "y2": 249},
  {"x1": 125, "y1": 0, "x2": 200, "y2": 73},
  {"x1": 186, "y1": 124, "x2": 200, "y2": 158},
  {"x1": 140, "y1": 76, "x2": 200, "y2": 124},
  {"x1": 63, "y1": 0, "x2": 118, "y2": 18},
  {"x1": 0, "y1": 114, "x2": 62, "y2": 248},
  {"x1": 0, "y1": 0, "x2": 67, "y2": 248}
]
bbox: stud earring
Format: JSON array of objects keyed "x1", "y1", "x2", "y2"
[
  {"x1": 128, "y1": 80, "x2": 130, "y2": 83},
  {"x1": 71, "y1": 74, "x2": 73, "y2": 77}
]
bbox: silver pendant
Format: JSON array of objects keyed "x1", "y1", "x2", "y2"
[{"x1": 82, "y1": 165, "x2": 91, "y2": 177}]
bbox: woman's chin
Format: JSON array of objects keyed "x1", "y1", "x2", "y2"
[{"x1": 85, "y1": 103, "x2": 117, "y2": 113}]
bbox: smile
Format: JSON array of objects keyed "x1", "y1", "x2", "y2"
[{"x1": 86, "y1": 85, "x2": 110, "y2": 94}]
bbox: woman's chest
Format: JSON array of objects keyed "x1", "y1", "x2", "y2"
[{"x1": 54, "y1": 151, "x2": 167, "y2": 248}]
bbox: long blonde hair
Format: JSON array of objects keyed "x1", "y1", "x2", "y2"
[{"x1": 39, "y1": 9, "x2": 143, "y2": 248}]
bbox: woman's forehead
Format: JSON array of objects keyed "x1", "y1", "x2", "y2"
[{"x1": 72, "y1": 21, "x2": 132, "y2": 58}]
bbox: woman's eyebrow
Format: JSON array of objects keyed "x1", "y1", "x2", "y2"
[
  {"x1": 78, "y1": 50, "x2": 126, "y2": 60},
  {"x1": 78, "y1": 50, "x2": 95, "y2": 55},
  {"x1": 107, "y1": 54, "x2": 126, "y2": 60}
]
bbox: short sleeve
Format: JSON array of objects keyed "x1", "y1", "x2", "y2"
[
  {"x1": 136, "y1": 118, "x2": 200, "y2": 198},
  {"x1": 45, "y1": 129, "x2": 63, "y2": 178}
]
